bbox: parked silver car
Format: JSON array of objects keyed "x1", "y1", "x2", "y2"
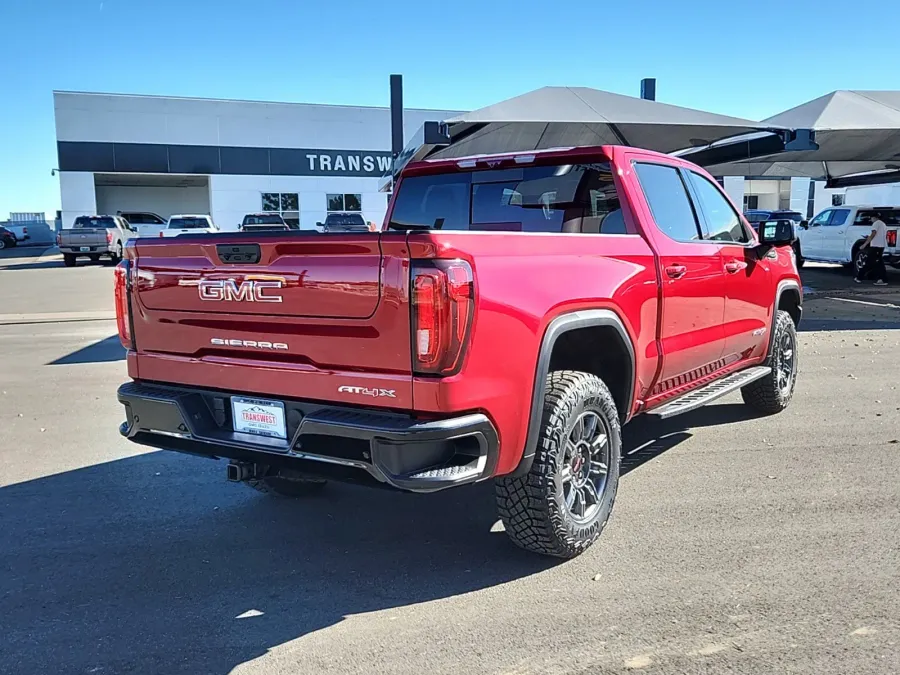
[{"x1": 57, "y1": 215, "x2": 137, "y2": 267}]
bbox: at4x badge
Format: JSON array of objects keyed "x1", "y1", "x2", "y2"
[{"x1": 338, "y1": 385, "x2": 397, "y2": 398}]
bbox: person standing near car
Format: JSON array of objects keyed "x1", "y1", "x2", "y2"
[{"x1": 855, "y1": 212, "x2": 889, "y2": 285}]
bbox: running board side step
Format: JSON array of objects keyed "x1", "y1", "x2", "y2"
[{"x1": 648, "y1": 366, "x2": 771, "y2": 419}]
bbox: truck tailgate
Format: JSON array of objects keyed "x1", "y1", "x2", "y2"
[
  {"x1": 129, "y1": 233, "x2": 414, "y2": 407},
  {"x1": 60, "y1": 228, "x2": 107, "y2": 246}
]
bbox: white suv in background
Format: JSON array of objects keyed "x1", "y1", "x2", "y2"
[
  {"x1": 795, "y1": 205, "x2": 900, "y2": 272},
  {"x1": 159, "y1": 214, "x2": 218, "y2": 238}
]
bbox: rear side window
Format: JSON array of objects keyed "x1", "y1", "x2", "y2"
[
  {"x1": 326, "y1": 213, "x2": 366, "y2": 227},
  {"x1": 169, "y1": 217, "x2": 211, "y2": 229},
  {"x1": 855, "y1": 209, "x2": 900, "y2": 226},
  {"x1": 687, "y1": 171, "x2": 751, "y2": 243},
  {"x1": 389, "y1": 162, "x2": 628, "y2": 234},
  {"x1": 634, "y1": 163, "x2": 701, "y2": 242}
]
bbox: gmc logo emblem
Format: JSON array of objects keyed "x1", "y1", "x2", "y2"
[{"x1": 180, "y1": 277, "x2": 284, "y2": 303}]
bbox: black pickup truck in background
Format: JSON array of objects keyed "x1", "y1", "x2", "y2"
[{"x1": 318, "y1": 212, "x2": 374, "y2": 233}]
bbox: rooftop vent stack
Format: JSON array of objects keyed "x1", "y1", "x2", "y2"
[{"x1": 640, "y1": 78, "x2": 656, "y2": 101}]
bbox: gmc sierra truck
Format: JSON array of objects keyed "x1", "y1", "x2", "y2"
[{"x1": 115, "y1": 145, "x2": 802, "y2": 558}]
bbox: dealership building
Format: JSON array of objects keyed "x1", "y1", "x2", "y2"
[{"x1": 53, "y1": 91, "x2": 461, "y2": 230}]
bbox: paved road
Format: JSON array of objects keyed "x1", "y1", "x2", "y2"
[{"x1": 2, "y1": 254, "x2": 899, "y2": 674}]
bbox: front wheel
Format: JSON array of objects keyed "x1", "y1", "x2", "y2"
[
  {"x1": 496, "y1": 370, "x2": 621, "y2": 559},
  {"x1": 741, "y1": 310, "x2": 798, "y2": 414}
]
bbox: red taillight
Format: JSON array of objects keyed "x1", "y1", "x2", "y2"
[
  {"x1": 411, "y1": 260, "x2": 474, "y2": 376},
  {"x1": 888, "y1": 230, "x2": 897, "y2": 247},
  {"x1": 114, "y1": 262, "x2": 132, "y2": 349},
  {"x1": 56, "y1": 232, "x2": 61, "y2": 246},
  {"x1": 106, "y1": 229, "x2": 113, "y2": 244}
]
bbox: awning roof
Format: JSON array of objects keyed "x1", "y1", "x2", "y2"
[
  {"x1": 703, "y1": 91, "x2": 900, "y2": 186},
  {"x1": 427, "y1": 86, "x2": 790, "y2": 159}
]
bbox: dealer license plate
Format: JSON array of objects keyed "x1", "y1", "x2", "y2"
[
  {"x1": 231, "y1": 397, "x2": 287, "y2": 439},
  {"x1": 79, "y1": 246, "x2": 90, "y2": 252}
]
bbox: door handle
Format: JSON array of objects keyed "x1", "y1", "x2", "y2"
[
  {"x1": 665, "y1": 264, "x2": 687, "y2": 279},
  {"x1": 724, "y1": 260, "x2": 748, "y2": 274}
]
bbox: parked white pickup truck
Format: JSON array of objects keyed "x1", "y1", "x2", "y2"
[
  {"x1": 159, "y1": 214, "x2": 218, "y2": 237},
  {"x1": 795, "y1": 205, "x2": 900, "y2": 273}
]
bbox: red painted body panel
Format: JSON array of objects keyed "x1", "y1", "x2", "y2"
[{"x1": 122, "y1": 144, "x2": 800, "y2": 477}]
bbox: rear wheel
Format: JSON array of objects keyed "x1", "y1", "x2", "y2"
[
  {"x1": 110, "y1": 243, "x2": 123, "y2": 264},
  {"x1": 63, "y1": 254, "x2": 76, "y2": 267},
  {"x1": 741, "y1": 310, "x2": 798, "y2": 414},
  {"x1": 0, "y1": 239, "x2": 6, "y2": 250},
  {"x1": 496, "y1": 370, "x2": 621, "y2": 559},
  {"x1": 851, "y1": 244, "x2": 866, "y2": 275}
]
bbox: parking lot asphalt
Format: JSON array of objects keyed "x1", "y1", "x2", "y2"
[{"x1": 2, "y1": 250, "x2": 899, "y2": 675}]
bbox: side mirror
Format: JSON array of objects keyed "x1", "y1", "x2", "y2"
[
  {"x1": 799, "y1": 220, "x2": 808, "y2": 230},
  {"x1": 316, "y1": 222, "x2": 323, "y2": 227},
  {"x1": 758, "y1": 219, "x2": 794, "y2": 246}
]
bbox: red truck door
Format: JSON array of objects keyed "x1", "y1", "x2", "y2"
[
  {"x1": 630, "y1": 160, "x2": 726, "y2": 394},
  {"x1": 683, "y1": 169, "x2": 772, "y2": 364}
]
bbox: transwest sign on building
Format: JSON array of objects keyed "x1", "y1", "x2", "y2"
[{"x1": 57, "y1": 142, "x2": 395, "y2": 178}]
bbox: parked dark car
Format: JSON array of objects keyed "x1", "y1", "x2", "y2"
[{"x1": 0, "y1": 226, "x2": 17, "y2": 249}]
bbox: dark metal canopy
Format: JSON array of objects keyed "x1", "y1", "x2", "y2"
[
  {"x1": 387, "y1": 86, "x2": 803, "y2": 182},
  {"x1": 702, "y1": 90, "x2": 900, "y2": 187}
]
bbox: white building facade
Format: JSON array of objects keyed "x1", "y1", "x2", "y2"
[{"x1": 53, "y1": 91, "x2": 461, "y2": 230}]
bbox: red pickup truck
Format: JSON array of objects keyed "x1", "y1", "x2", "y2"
[{"x1": 115, "y1": 145, "x2": 801, "y2": 558}]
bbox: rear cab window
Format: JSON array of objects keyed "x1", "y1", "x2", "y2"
[
  {"x1": 75, "y1": 216, "x2": 118, "y2": 229},
  {"x1": 389, "y1": 162, "x2": 631, "y2": 234},
  {"x1": 169, "y1": 217, "x2": 211, "y2": 229},
  {"x1": 854, "y1": 209, "x2": 900, "y2": 226}
]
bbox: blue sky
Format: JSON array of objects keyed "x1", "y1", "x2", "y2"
[{"x1": 1, "y1": 0, "x2": 896, "y2": 217}]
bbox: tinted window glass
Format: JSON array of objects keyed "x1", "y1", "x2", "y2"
[
  {"x1": 244, "y1": 214, "x2": 284, "y2": 225},
  {"x1": 855, "y1": 209, "x2": 900, "y2": 226},
  {"x1": 169, "y1": 218, "x2": 211, "y2": 229},
  {"x1": 826, "y1": 208, "x2": 850, "y2": 226},
  {"x1": 634, "y1": 163, "x2": 701, "y2": 242},
  {"x1": 326, "y1": 213, "x2": 366, "y2": 226},
  {"x1": 390, "y1": 163, "x2": 625, "y2": 233},
  {"x1": 809, "y1": 210, "x2": 831, "y2": 227},
  {"x1": 688, "y1": 171, "x2": 750, "y2": 243},
  {"x1": 75, "y1": 216, "x2": 117, "y2": 229}
]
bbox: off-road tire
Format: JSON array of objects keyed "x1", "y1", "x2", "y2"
[
  {"x1": 63, "y1": 254, "x2": 76, "y2": 267},
  {"x1": 495, "y1": 370, "x2": 621, "y2": 559},
  {"x1": 741, "y1": 310, "x2": 798, "y2": 414},
  {"x1": 247, "y1": 474, "x2": 327, "y2": 498}
]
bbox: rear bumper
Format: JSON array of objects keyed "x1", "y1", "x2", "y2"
[
  {"x1": 60, "y1": 245, "x2": 111, "y2": 254},
  {"x1": 117, "y1": 381, "x2": 499, "y2": 493}
]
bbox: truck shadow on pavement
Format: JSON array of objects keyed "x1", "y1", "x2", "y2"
[
  {"x1": 47, "y1": 335, "x2": 125, "y2": 365},
  {"x1": 0, "y1": 403, "x2": 758, "y2": 674}
]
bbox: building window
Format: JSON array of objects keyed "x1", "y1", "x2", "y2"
[
  {"x1": 327, "y1": 193, "x2": 362, "y2": 212},
  {"x1": 262, "y1": 192, "x2": 299, "y2": 228},
  {"x1": 743, "y1": 194, "x2": 759, "y2": 210},
  {"x1": 832, "y1": 193, "x2": 845, "y2": 206},
  {"x1": 778, "y1": 180, "x2": 792, "y2": 210}
]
